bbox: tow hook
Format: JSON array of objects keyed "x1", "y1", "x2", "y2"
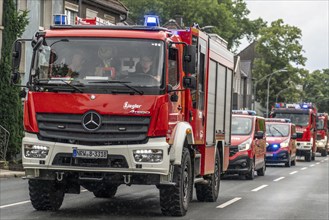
[
  {"x1": 123, "y1": 174, "x2": 131, "y2": 185},
  {"x1": 56, "y1": 172, "x2": 64, "y2": 182}
]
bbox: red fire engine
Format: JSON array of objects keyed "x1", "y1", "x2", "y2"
[
  {"x1": 11, "y1": 15, "x2": 234, "y2": 216},
  {"x1": 270, "y1": 103, "x2": 317, "y2": 162},
  {"x1": 316, "y1": 113, "x2": 328, "y2": 156}
]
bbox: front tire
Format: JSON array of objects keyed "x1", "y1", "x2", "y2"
[
  {"x1": 257, "y1": 157, "x2": 266, "y2": 176},
  {"x1": 285, "y1": 154, "x2": 291, "y2": 167},
  {"x1": 160, "y1": 147, "x2": 192, "y2": 216},
  {"x1": 245, "y1": 159, "x2": 255, "y2": 180},
  {"x1": 195, "y1": 149, "x2": 221, "y2": 202},
  {"x1": 29, "y1": 179, "x2": 64, "y2": 211}
]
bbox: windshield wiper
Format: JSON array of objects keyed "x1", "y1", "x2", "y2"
[
  {"x1": 272, "y1": 126, "x2": 284, "y2": 137},
  {"x1": 36, "y1": 79, "x2": 84, "y2": 93},
  {"x1": 88, "y1": 80, "x2": 144, "y2": 95}
]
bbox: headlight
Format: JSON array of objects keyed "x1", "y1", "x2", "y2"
[
  {"x1": 24, "y1": 145, "x2": 49, "y2": 158},
  {"x1": 238, "y1": 138, "x2": 252, "y2": 151},
  {"x1": 280, "y1": 139, "x2": 289, "y2": 148},
  {"x1": 133, "y1": 149, "x2": 163, "y2": 163}
]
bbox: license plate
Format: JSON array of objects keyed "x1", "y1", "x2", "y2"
[
  {"x1": 266, "y1": 153, "x2": 273, "y2": 157},
  {"x1": 73, "y1": 149, "x2": 108, "y2": 159}
]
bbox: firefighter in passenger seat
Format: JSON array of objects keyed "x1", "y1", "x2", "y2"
[{"x1": 96, "y1": 46, "x2": 121, "y2": 79}]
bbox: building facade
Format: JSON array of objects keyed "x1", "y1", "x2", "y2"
[{"x1": 0, "y1": 0, "x2": 4, "y2": 60}]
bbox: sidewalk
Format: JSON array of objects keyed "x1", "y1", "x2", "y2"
[{"x1": 0, "y1": 169, "x2": 25, "y2": 178}]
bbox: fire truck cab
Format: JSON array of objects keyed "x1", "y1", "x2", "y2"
[
  {"x1": 265, "y1": 118, "x2": 297, "y2": 167},
  {"x1": 11, "y1": 15, "x2": 234, "y2": 216},
  {"x1": 271, "y1": 103, "x2": 317, "y2": 162},
  {"x1": 316, "y1": 113, "x2": 328, "y2": 157},
  {"x1": 228, "y1": 110, "x2": 266, "y2": 180}
]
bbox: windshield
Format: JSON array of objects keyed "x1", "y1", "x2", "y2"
[
  {"x1": 266, "y1": 124, "x2": 289, "y2": 137},
  {"x1": 274, "y1": 113, "x2": 309, "y2": 126},
  {"x1": 231, "y1": 117, "x2": 253, "y2": 135},
  {"x1": 34, "y1": 38, "x2": 164, "y2": 93}
]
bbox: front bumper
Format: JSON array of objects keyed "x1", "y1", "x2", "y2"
[
  {"x1": 227, "y1": 155, "x2": 252, "y2": 174},
  {"x1": 266, "y1": 150, "x2": 289, "y2": 163},
  {"x1": 22, "y1": 133, "x2": 171, "y2": 177}
]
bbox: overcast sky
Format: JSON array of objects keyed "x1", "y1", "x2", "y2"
[{"x1": 239, "y1": 0, "x2": 329, "y2": 72}]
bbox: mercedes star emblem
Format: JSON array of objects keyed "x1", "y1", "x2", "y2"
[{"x1": 82, "y1": 111, "x2": 102, "y2": 131}]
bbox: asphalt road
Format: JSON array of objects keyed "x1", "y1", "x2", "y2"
[{"x1": 1, "y1": 156, "x2": 328, "y2": 220}]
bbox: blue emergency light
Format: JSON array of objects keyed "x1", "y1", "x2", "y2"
[
  {"x1": 144, "y1": 15, "x2": 160, "y2": 27},
  {"x1": 273, "y1": 144, "x2": 279, "y2": 149},
  {"x1": 53, "y1": 14, "x2": 67, "y2": 25}
]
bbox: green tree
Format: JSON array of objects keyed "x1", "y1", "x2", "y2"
[
  {"x1": 252, "y1": 19, "x2": 307, "y2": 111},
  {"x1": 303, "y1": 69, "x2": 329, "y2": 113},
  {"x1": 0, "y1": 0, "x2": 28, "y2": 160},
  {"x1": 121, "y1": 0, "x2": 265, "y2": 49}
]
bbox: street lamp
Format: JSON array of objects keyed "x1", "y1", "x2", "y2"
[
  {"x1": 275, "y1": 82, "x2": 296, "y2": 103},
  {"x1": 252, "y1": 68, "x2": 287, "y2": 111},
  {"x1": 266, "y1": 68, "x2": 288, "y2": 117}
]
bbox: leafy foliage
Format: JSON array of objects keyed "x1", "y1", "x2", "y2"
[
  {"x1": 121, "y1": 0, "x2": 266, "y2": 49},
  {"x1": 303, "y1": 69, "x2": 329, "y2": 113},
  {"x1": 252, "y1": 19, "x2": 307, "y2": 111},
  {"x1": 0, "y1": 0, "x2": 29, "y2": 160}
]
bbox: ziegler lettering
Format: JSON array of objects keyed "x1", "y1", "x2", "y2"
[{"x1": 123, "y1": 101, "x2": 142, "y2": 110}]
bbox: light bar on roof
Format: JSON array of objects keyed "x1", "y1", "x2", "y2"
[
  {"x1": 53, "y1": 14, "x2": 67, "y2": 25},
  {"x1": 232, "y1": 110, "x2": 256, "y2": 115},
  {"x1": 144, "y1": 15, "x2": 160, "y2": 27},
  {"x1": 265, "y1": 118, "x2": 291, "y2": 123}
]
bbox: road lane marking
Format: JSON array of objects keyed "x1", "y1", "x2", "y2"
[
  {"x1": 251, "y1": 185, "x2": 268, "y2": 192},
  {"x1": 273, "y1": 177, "x2": 285, "y2": 182},
  {"x1": 325, "y1": 158, "x2": 328, "y2": 161},
  {"x1": 216, "y1": 197, "x2": 241, "y2": 208},
  {"x1": 316, "y1": 162, "x2": 320, "y2": 165},
  {"x1": 81, "y1": 189, "x2": 88, "y2": 192},
  {"x1": 289, "y1": 171, "x2": 298, "y2": 175},
  {"x1": 0, "y1": 200, "x2": 30, "y2": 209},
  {"x1": 310, "y1": 164, "x2": 315, "y2": 167},
  {"x1": 301, "y1": 167, "x2": 308, "y2": 170}
]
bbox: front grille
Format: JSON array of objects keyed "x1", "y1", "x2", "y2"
[
  {"x1": 296, "y1": 132, "x2": 303, "y2": 139},
  {"x1": 267, "y1": 144, "x2": 280, "y2": 152},
  {"x1": 52, "y1": 153, "x2": 128, "y2": 168},
  {"x1": 229, "y1": 146, "x2": 239, "y2": 157},
  {"x1": 37, "y1": 113, "x2": 150, "y2": 145}
]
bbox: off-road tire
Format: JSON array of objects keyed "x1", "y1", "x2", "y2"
[
  {"x1": 285, "y1": 154, "x2": 292, "y2": 167},
  {"x1": 29, "y1": 179, "x2": 64, "y2": 211},
  {"x1": 195, "y1": 149, "x2": 220, "y2": 202},
  {"x1": 160, "y1": 147, "x2": 192, "y2": 216},
  {"x1": 245, "y1": 159, "x2": 255, "y2": 180},
  {"x1": 305, "y1": 151, "x2": 312, "y2": 162},
  {"x1": 93, "y1": 184, "x2": 118, "y2": 198}
]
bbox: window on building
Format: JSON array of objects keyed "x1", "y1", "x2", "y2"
[
  {"x1": 104, "y1": 14, "x2": 115, "y2": 24},
  {"x1": 65, "y1": 2, "x2": 78, "y2": 25},
  {"x1": 86, "y1": 8, "x2": 98, "y2": 18}
]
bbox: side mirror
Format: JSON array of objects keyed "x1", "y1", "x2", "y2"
[
  {"x1": 254, "y1": 131, "x2": 264, "y2": 139},
  {"x1": 291, "y1": 133, "x2": 297, "y2": 139},
  {"x1": 183, "y1": 45, "x2": 196, "y2": 74},
  {"x1": 11, "y1": 41, "x2": 22, "y2": 84},
  {"x1": 183, "y1": 76, "x2": 197, "y2": 90}
]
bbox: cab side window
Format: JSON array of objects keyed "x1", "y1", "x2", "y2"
[{"x1": 168, "y1": 48, "x2": 178, "y2": 86}]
